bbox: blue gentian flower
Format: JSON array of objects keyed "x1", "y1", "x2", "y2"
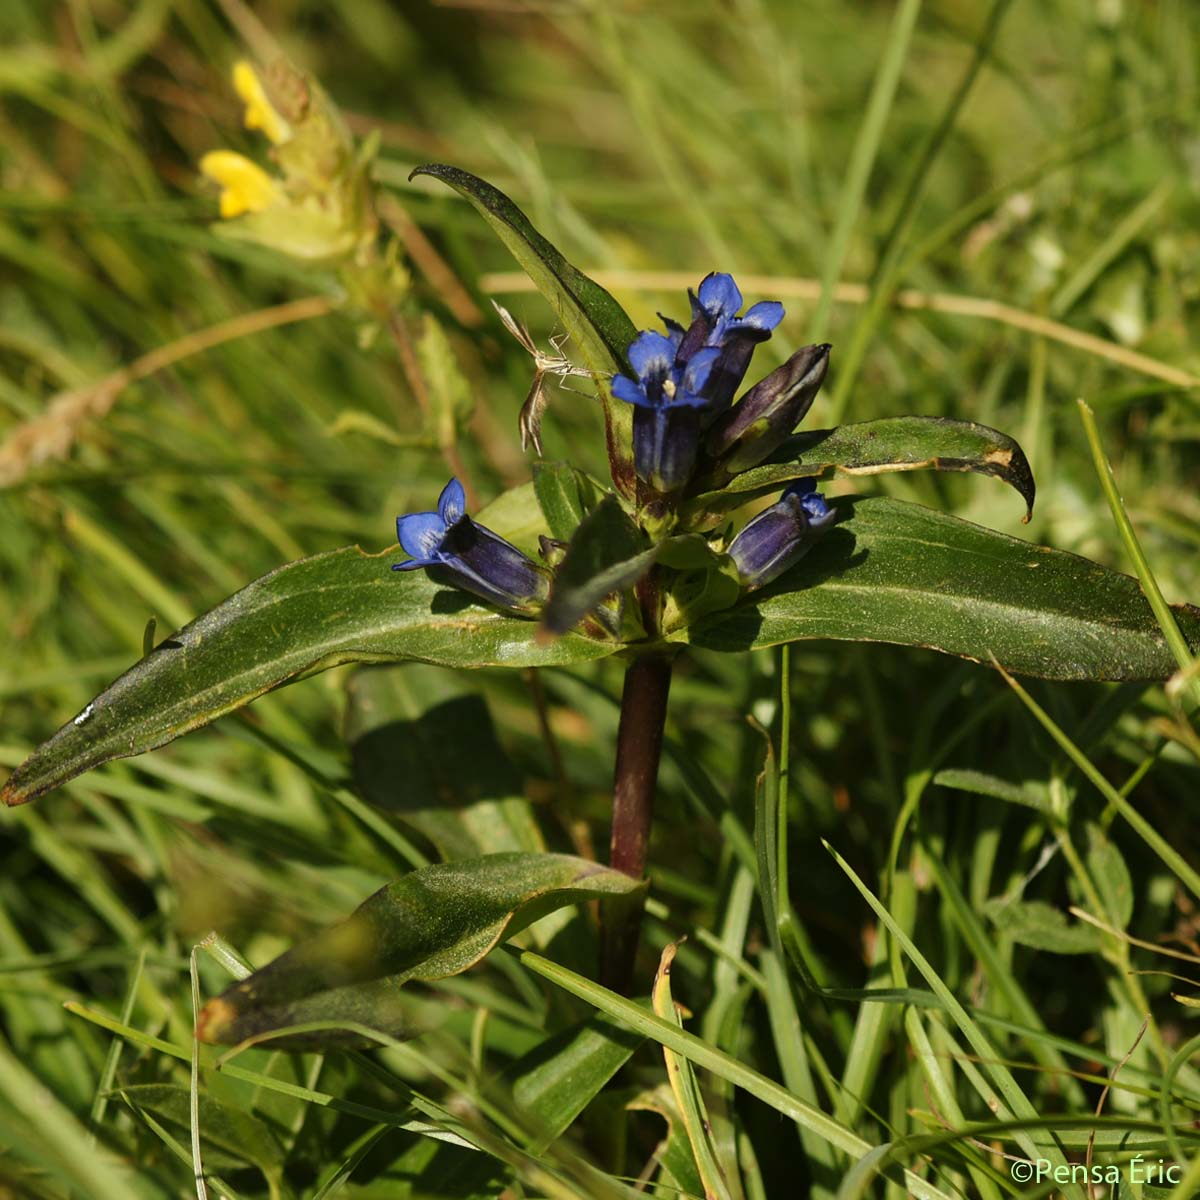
[
  {"x1": 726, "y1": 477, "x2": 837, "y2": 590},
  {"x1": 706, "y1": 342, "x2": 831, "y2": 477},
  {"x1": 667, "y1": 272, "x2": 786, "y2": 415},
  {"x1": 393, "y1": 478, "x2": 549, "y2": 615},
  {"x1": 612, "y1": 331, "x2": 722, "y2": 494},
  {"x1": 690, "y1": 271, "x2": 785, "y2": 347}
]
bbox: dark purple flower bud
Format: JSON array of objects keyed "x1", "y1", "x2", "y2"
[
  {"x1": 699, "y1": 328, "x2": 774, "y2": 417},
  {"x1": 706, "y1": 343, "x2": 831, "y2": 476},
  {"x1": 393, "y1": 478, "x2": 549, "y2": 615},
  {"x1": 726, "y1": 478, "x2": 837, "y2": 590},
  {"x1": 612, "y1": 331, "x2": 720, "y2": 493}
]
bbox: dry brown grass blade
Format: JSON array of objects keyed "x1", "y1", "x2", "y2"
[
  {"x1": 1085, "y1": 1017, "x2": 1148, "y2": 1200},
  {"x1": 0, "y1": 296, "x2": 334, "y2": 487},
  {"x1": 1068, "y1": 909, "x2": 1200, "y2": 965},
  {"x1": 478, "y1": 270, "x2": 1200, "y2": 392},
  {"x1": 377, "y1": 194, "x2": 481, "y2": 327}
]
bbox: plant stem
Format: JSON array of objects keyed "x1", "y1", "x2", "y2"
[{"x1": 601, "y1": 652, "x2": 673, "y2": 994}]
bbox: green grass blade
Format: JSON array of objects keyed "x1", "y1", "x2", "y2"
[
  {"x1": 0, "y1": 1032, "x2": 144, "y2": 1200},
  {"x1": 654, "y1": 942, "x2": 735, "y2": 1200},
  {"x1": 89, "y1": 945, "x2": 145, "y2": 1141},
  {"x1": 920, "y1": 836, "x2": 1088, "y2": 1110},
  {"x1": 807, "y1": 0, "x2": 922, "y2": 342},
  {"x1": 761, "y1": 947, "x2": 839, "y2": 1189},
  {"x1": 998, "y1": 665, "x2": 1200, "y2": 901},
  {"x1": 1076, "y1": 399, "x2": 1200, "y2": 704},
  {"x1": 822, "y1": 839, "x2": 1084, "y2": 1196},
  {"x1": 1051, "y1": 182, "x2": 1173, "y2": 318},
  {"x1": 508, "y1": 945, "x2": 956, "y2": 1200},
  {"x1": 824, "y1": 0, "x2": 1017, "y2": 424}
]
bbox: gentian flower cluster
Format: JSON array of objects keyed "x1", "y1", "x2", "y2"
[
  {"x1": 393, "y1": 478, "x2": 549, "y2": 616},
  {"x1": 392, "y1": 274, "x2": 839, "y2": 626},
  {"x1": 611, "y1": 272, "x2": 832, "y2": 497},
  {"x1": 610, "y1": 272, "x2": 838, "y2": 593}
]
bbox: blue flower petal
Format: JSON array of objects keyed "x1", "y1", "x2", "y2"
[
  {"x1": 786, "y1": 477, "x2": 837, "y2": 529},
  {"x1": 391, "y1": 559, "x2": 428, "y2": 571},
  {"x1": 396, "y1": 510, "x2": 446, "y2": 564},
  {"x1": 740, "y1": 300, "x2": 785, "y2": 332},
  {"x1": 627, "y1": 330, "x2": 676, "y2": 382},
  {"x1": 697, "y1": 272, "x2": 743, "y2": 320},
  {"x1": 803, "y1": 496, "x2": 837, "y2": 531},
  {"x1": 679, "y1": 346, "x2": 722, "y2": 401},
  {"x1": 612, "y1": 374, "x2": 651, "y2": 407},
  {"x1": 437, "y1": 477, "x2": 467, "y2": 526}
]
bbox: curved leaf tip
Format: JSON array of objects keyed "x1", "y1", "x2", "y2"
[
  {"x1": 684, "y1": 416, "x2": 1037, "y2": 527},
  {"x1": 196, "y1": 852, "x2": 642, "y2": 1048}
]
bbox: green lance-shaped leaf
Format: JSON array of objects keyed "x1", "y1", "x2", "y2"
[
  {"x1": 933, "y1": 768, "x2": 1049, "y2": 812},
  {"x1": 2, "y1": 548, "x2": 616, "y2": 808},
  {"x1": 680, "y1": 496, "x2": 1200, "y2": 681},
  {"x1": 532, "y1": 460, "x2": 604, "y2": 542},
  {"x1": 540, "y1": 494, "x2": 656, "y2": 638},
  {"x1": 412, "y1": 163, "x2": 639, "y2": 495},
  {"x1": 982, "y1": 899, "x2": 1102, "y2": 955},
  {"x1": 196, "y1": 852, "x2": 642, "y2": 1048},
  {"x1": 1084, "y1": 822, "x2": 1134, "y2": 930},
  {"x1": 346, "y1": 663, "x2": 543, "y2": 860},
  {"x1": 683, "y1": 416, "x2": 1035, "y2": 526}
]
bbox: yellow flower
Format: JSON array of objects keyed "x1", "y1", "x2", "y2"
[
  {"x1": 232, "y1": 60, "x2": 291, "y2": 146},
  {"x1": 199, "y1": 150, "x2": 281, "y2": 218}
]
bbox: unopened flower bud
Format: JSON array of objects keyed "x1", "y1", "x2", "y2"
[
  {"x1": 726, "y1": 478, "x2": 837, "y2": 590},
  {"x1": 706, "y1": 343, "x2": 831, "y2": 477}
]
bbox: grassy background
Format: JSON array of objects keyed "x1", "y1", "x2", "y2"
[{"x1": 1, "y1": 0, "x2": 1199, "y2": 1196}]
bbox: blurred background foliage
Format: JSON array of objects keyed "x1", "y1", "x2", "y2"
[{"x1": 1, "y1": 0, "x2": 1199, "y2": 1196}]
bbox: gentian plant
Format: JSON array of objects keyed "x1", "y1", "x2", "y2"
[{"x1": 5, "y1": 163, "x2": 1199, "y2": 1051}]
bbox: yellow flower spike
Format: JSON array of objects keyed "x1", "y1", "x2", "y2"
[
  {"x1": 232, "y1": 60, "x2": 291, "y2": 145},
  {"x1": 199, "y1": 150, "x2": 281, "y2": 219}
]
